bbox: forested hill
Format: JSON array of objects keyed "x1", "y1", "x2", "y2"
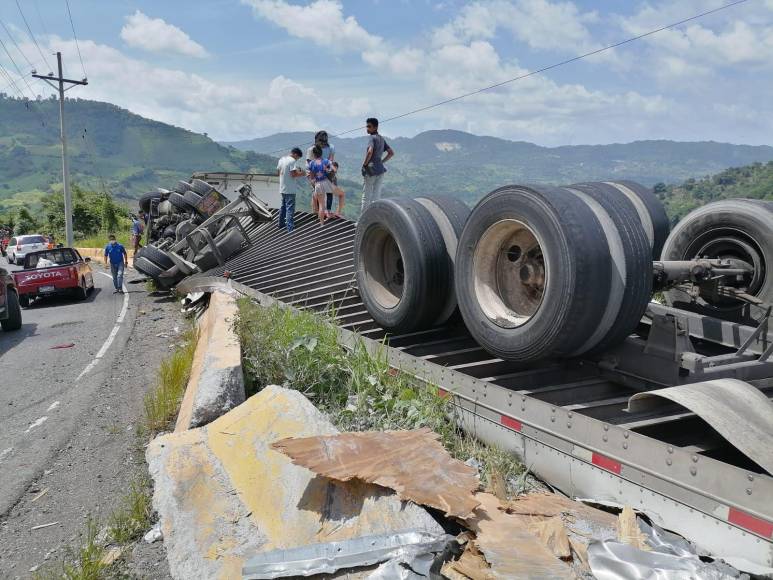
[
  {"x1": 226, "y1": 130, "x2": 773, "y2": 208},
  {"x1": 0, "y1": 95, "x2": 274, "y2": 211},
  {"x1": 661, "y1": 161, "x2": 773, "y2": 222}
]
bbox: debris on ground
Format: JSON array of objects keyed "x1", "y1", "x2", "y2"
[
  {"x1": 242, "y1": 530, "x2": 451, "y2": 579},
  {"x1": 271, "y1": 427, "x2": 480, "y2": 518},
  {"x1": 463, "y1": 492, "x2": 575, "y2": 579},
  {"x1": 143, "y1": 523, "x2": 162, "y2": 544}
]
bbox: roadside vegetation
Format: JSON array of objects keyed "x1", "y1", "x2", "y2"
[
  {"x1": 235, "y1": 299, "x2": 531, "y2": 497},
  {"x1": 143, "y1": 326, "x2": 197, "y2": 433}
]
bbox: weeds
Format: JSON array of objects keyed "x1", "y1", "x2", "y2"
[
  {"x1": 235, "y1": 299, "x2": 531, "y2": 498},
  {"x1": 144, "y1": 278, "x2": 158, "y2": 293},
  {"x1": 33, "y1": 518, "x2": 107, "y2": 580},
  {"x1": 143, "y1": 327, "x2": 197, "y2": 432},
  {"x1": 108, "y1": 476, "x2": 152, "y2": 544}
]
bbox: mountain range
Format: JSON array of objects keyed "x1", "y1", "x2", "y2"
[
  {"x1": 0, "y1": 96, "x2": 274, "y2": 212},
  {"x1": 225, "y1": 131, "x2": 773, "y2": 206}
]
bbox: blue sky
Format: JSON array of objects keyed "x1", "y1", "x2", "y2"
[{"x1": 1, "y1": 0, "x2": 772, "y2": 145}]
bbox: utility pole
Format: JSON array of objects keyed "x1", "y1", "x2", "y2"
[{"x1": 32, "y1": 52, "x2": 87, "y2": 247}]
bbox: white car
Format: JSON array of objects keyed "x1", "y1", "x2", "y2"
[{"x1": 6, "y1": 234, "x2": 49, "y2": 266}]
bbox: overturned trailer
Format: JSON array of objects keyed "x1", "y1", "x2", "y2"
[{"x1": 173, "y1": 181, "x2": 773, "y2": 572}]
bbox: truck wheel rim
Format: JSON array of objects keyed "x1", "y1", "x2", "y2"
[
  {"x1": 687, "y1": 228, "x2": 765, "y2": 302},
  {"x1": 361, "y1": 225, "x2": 404, "y2": 309},
  {"x1": 473, "y1": 219, "x2": 546, "y2": 329}
]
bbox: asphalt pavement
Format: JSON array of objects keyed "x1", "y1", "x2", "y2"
[{"x1": 0, "y1": 259, "x2": 138, "y2": 518}]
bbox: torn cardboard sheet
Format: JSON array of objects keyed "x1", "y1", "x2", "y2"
[
  {"x1": 464, "y1": 493, "x2": 575, "y2": 579},
  {"x1": 272, "y1": 427, "x2": 480, "y2": 519}
]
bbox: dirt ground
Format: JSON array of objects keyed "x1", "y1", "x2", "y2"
[{"x1": 0, "y1": 275, "x2": 183, "y2": 579}]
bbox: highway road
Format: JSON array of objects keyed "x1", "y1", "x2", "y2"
[{"x1": 0, "y1": 259, "x2": 139, "y2": 518}]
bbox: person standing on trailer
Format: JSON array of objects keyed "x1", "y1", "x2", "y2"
[
  {"x1": 277, "y1": 147, "x2": 305, "y2": 233},
  {"x1": 306, "y1": 131, "x2": 339, "y2": 218},
  {"x1": 308, "y1": 145, "x2": 335, "y2": 224},
  {"x1": 104, "y1": 234, "x2": 128, "y2": 294},
  {"x1": 361, "y1": 117, "x2": 394, "y2": 212}
]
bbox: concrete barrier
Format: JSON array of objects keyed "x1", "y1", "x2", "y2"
[
  {"x1": 147, "y1": 385, "x2": 443, "y2": 579},
  {"x1": 175, "y1": 291, "x2": 245, "y2": 431}
]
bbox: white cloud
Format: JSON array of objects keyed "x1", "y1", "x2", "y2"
[
  {"x1": 23, "y1": 36, "x2": 369, "y2": 141},
  {"x1": 432, "y1": 0, "x2": 599, "y2": 54},
  {"x1": 242, "y1": 0, "x2": 423, "y2": 74},
  {"x1": 120, "y1": 11, "x2": 209, "y2": 58}
]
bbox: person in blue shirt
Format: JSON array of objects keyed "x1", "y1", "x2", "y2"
[
  {"x1": 131, "y1": 211, "x2": 146, "y2": 253},
  {"x1": 104, "y1": 235, "x2": 128, "y2": 294}
]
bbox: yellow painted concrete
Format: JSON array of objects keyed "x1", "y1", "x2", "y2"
[{"x1": 147, "y1": 385, "x2": 443, "y2": 580}]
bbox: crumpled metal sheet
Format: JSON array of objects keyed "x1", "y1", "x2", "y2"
[
  {"x1": 627, "y1": 379, "x2": 773, "y2": 475},
  {"x1": 588, "y1": 508, "x2": 748, "y2": 580},
  {"x1": 271, "y1": 427, "x2": 481, "y2": 518},
  {"x1": 587, "y1": 540, "x2": 746, "y2": 580},
  {"x1": 241, "y1": 530, "x2": 451, "y2": 579}
]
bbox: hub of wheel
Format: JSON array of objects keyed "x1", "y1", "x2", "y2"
[
  {"x1": 360, "y1": 225, "x2": 404, "y2": 309},
  {"x1": 473, "y1": 219, "x2": 546, "y2": 328}
]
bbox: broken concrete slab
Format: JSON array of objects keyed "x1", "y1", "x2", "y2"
[
  {"x1": 272, "y1": 427, "x2": 480, "y2": 519},
  {"x1": 175, "y1": 291, "x2": 244, "y2": 431},
  {"x1": 465, "y1": 493, "x2": 575, "y2": 579},
  {"x1": 148, "y1": 385, "x2": 443, "y2": 580}
]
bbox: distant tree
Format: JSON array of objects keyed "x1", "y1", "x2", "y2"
[
  {"x1": 14, "y1": 207, "x2": 38, "y2": 234},
  {"x1": 653, "y1": 182, "x2": 667, "y2": 194}
]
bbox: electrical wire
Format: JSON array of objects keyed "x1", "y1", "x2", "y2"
[
  {"x1": 0, "y1": 18, "x2": 36, "y2": 71},
  {"x1": 263, "y1": 0, "x2": 750, "y2": 156},
  {"x1": 63, "y1": 0, "x2": 86, "y2": 79},
  {"x1": 0, "y1": 35, "x2": 41, "y2": 101},
  {"x1": 15, "y1": 0, "x2": 52, "y2": 73}
]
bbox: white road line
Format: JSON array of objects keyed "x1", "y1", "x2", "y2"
[
  {"x1": 0, "y1": 447, "x2": 12, "y2": 463},
  {"x1": 76, "y1": 272, "x2": 129, "y2": 380},
  {"x1": 46, "y1": 401, "x2": 60, "y2": 412},
  {"x1": 25, "y1": 416, "x2": 48, "y2": 433}
]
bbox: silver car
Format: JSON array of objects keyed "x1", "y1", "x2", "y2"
[{"x1": 6, "y1": 234, "x2": 49, "y2": 266}]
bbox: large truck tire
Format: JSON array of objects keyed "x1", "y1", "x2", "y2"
[
  {"x1": 567, "y1": 182, "x2": 652, "y2": 354},
  {"x1": 183, "y1": 190, "x2": 203, "y2": 211},
  {"x1": 604, "y1": 181, "x2": 669, "y2": 259},
  {"x1": 355, "y1": 198, "x2": 452, "y2": 333},
  {"x1": 455, "y1": 185, "x2": 613, "y2": 362},
  {"x1": 137, "y1": 245, "x2": 175, "y2": 270},
  {"x1": 134, "y1": 256, "x2": 165, "y2": 279},
  {"x1": 661, "y1": 199, "x2": 773, "y2": 324},
  {"x1": 190, "y1": 178, "x2": 214, "y2": 196},
  {"x1": 415, "y1": 195, "x2": 471, "y2": 326},
  {"x1": 1, "y1": 288, "x2": 22, "y2": 331},
  {"x1": 167, "y1": 192, "x2": 195, "y2": 213},
  {"x1": 174, "y1": 180, "x2": 192, "y2": 194}
]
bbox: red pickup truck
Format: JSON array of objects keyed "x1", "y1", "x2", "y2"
[{"x1": 13, "y1": 248, "x2": 95, "y2": 307}]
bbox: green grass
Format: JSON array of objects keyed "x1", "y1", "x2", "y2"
[
  {"x1": 108, "y1": 476, "x2": 152, "y2": 544},
  {"x1": 33, "y1": 518, "x2": 108, "y2": 580},
  {"x1": 143, "y1": 327, "x2": 197, "y2": 433},
  {"x1": 235, "y1": 300, "x2": 532, "y2": 498},
  {"x1": 74, "y1": 233, "x2": 131, "y2": 248}
]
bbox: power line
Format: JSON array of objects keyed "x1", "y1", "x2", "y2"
[
  {"x1": 264, "y1": 0, "x2": 750, "y2": 156},
  {"x1": 15, "y1": 0, "x2": 52, "y2": 73},
  {"x1": 63, "y1": 0, "x2": 86, "y2": 78},
  {"x1": 0, "y1": 34, "x2": 41, "y2": 100},
  {"x1": 0, "y1": 18, "x2": 36, "y2": 71}
]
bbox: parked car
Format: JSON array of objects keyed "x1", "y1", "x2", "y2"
[
  {"x1": 5, "y1": 234, "x2": 49, "y2": 265},
  {"x1": 0, "y1": 266, "x2": 22, "y2": 331},
  {"x1": 12, "y1": 248, "x2": 94, "y2": 307}
]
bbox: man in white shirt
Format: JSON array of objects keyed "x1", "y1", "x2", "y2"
[{"x1": 277, "y1": 147, "x2": 305, "y2": 233}]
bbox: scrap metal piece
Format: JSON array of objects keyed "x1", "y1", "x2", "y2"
[
  {"x1": 464, "y1": 493, "x2": 575, "y2": 579},
  {"x1": 271, "y1": 427, "x2": 480, "y2": 518},
  {"x1": 241, "y1": 530, "x2": 451, "y2": 579},
  {"x1": 627, "y1": 379, "x2": 773, "y2": 474},
  {"x1": 587, "y1": 540, "x2": 745, "y2": 580}
]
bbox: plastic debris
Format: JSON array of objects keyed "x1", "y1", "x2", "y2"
[
  {"x1": 241, "y1": 530, "x2": 451, "y2": 579},
  {"x1": 143, "y1": 523, "x2": 162, "y2": 544},
  {"x1": 271, "y1": 427, "x2": 480, "y2": 518}
]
